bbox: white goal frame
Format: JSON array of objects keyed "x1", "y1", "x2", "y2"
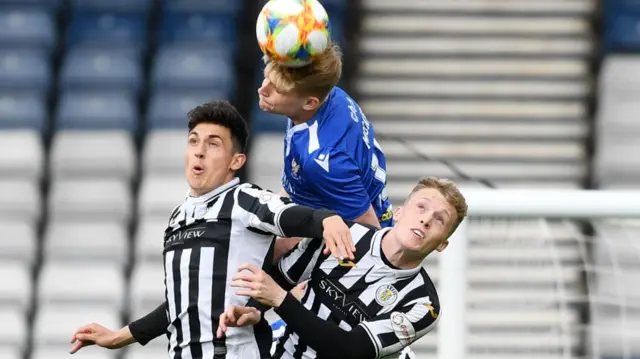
[{"x1": 437, "y1": 188, "x2": 640, "y2": 359}]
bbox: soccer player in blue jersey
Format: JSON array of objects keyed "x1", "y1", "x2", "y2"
[
  {"x1": 257, "y1": 43, "x2": 394, "y2": 353},
  {"x1": 257, "y1": 44, "x2": 393, "y2": 233}
]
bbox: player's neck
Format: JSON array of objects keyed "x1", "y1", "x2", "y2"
[
  {"x1": 289, "y1": 110, "x2": 317, "y2": 126},
  {"x1": 381, "y1": 230, "x2": 424, "y2": 270}
]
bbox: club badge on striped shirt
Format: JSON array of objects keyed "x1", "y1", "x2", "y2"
[{"x1": 375, "y1": 284, "x2": 399, "y2": 306}]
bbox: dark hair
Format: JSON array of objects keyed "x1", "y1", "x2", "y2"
[{"x1": 187, "y1": 100, "x2": 250, "y2": 153}]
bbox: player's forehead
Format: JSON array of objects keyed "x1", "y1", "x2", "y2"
[
  {"x1": 188, "y1": 123, "x2": 231, "y2": 142},
  {"x1": 410, "y1": 188, "x2": 455, "y2": 218},
  {"x1": 264, "y1": 67, "x2": 292, "y2": 94}
]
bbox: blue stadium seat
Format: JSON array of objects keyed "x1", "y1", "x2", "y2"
[
  {"x1": 0, "y1": 0, "x2": 61, "y2": 10},
  {"x1": 0, "y1": 92, "x2": 46, "y2": 131},
  {"x1": 0, "y1": 50, "x2": 50, "y2": 93},
  {"x1": 158, "y1": 13, "x2": 237, "y2": 50},
  {"x1": 151, "y1": 47, "x2": 234, "y2": 95},
  {"x1": 251, "y1": 102, "x2": 288, "y2": 133},
  {"x1": 60, "y1": 48, "x2": 142, "y2": 94},
  {"x1": 66, "y1": 11, "x2": 147, "y2": 51},
  {"x1": 56, "y1": 91, "x2": 137, "y2": 131},
  {"x1": 162, "y1": 0, "x2": 239, "y2": 14},
  {"x1": 0, "y1": 8, "x2": 55, "y2": 50},
  {"x1": 70, "y1": 0, "x2": 152, "y2": 13},
  {"x1": 147, "y1": 91, "x2": 224, "y2": 129}
]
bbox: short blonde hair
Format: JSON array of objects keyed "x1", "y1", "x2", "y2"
[
  {"x1": 409, "y1": 177, "x2": 468, "y2": 233},
  {"x1": 263, "y1": 43, "x2": 342, "y2": 99}
]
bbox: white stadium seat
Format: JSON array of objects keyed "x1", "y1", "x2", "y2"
[
  {"x1": 134, "y1": 218, "x2": 167, "y2": 263},
  {"x1": 0, "y1": 180, "x2": 41, "y2": 223},
  {"x1": 32, "y1": 347, "x2": 116, "y2": 359},
  {"x1": 0, "y1": 130, "x2": 44, "y2": 180},
  {"x1": 0, "y1": 263, "x2": 31, "y2": 311},
  {"x1": 38, "y1": 262, "x2": 125, "y2": 310},
  {"x1": 248, "y1": 134, "x2": 283, "y2": 192},
  {"x1": 0, "y1": 220, "x2": 36, "y2": 265},
  {"x1": 125, "y1": 341, "x2": 169, "y2": 359},
  {"x1": 0, "y1": 310, "x2": 27, "y2": 350},
  {"x1": 50, "y1": 130, "x2": 136, "y2": 181},
  {"x1": 129, "y1": 261, "x2": 166, "y2": 318},
  {"x1": 142, "y1": 130, "x2": 186, "y2": 176},
  {"x1": 33, "y1": 304, "x2": 121, "y2": 347},
  {"x1": 0, "y1": 347, "x2": 21, "y2": 359},
  {"x1": 138, "y1": 176, "x2": 187, "y2": 218},
  {"x1": 44, "y1": 221, "x2": 128, "y2": 264},
  {"x1": 48, "y1": 179, "x2": 131, "y2": 224}
]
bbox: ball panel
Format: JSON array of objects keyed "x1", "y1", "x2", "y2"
[
  {"x1": 308, "y1": 0, "x2": 328, "y2": 24},
  {"x1": 267, "y1": 0, "x2": 304, "y2": 17},
  {"x1": 256, "y1": 13, "x2": 268, "y2": 45},
  {"x1": 306, "y1": 29, "x2": 329, "y2": 55},
  {"x1": 273, "y1": 24, "x2": 301, "y2": 57}
]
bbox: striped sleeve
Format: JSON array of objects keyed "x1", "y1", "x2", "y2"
[
  {"x1": 277, "y1": 237, "x2": 324, "y2": 285},
  {"x1": 358, "y1": 296, "x2": 440, "y2": 358},
  {"x1": 235, "y1": 185, "x2": 295, "y2": 237}
]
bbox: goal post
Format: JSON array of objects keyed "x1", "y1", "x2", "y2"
[{"x1": 437, "y1": 188, "x2": 640, "y2": 359}]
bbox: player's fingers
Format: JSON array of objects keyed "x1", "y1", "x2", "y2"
[
  {"x1": 231, "y1": 272, "x2": 255, "y2": 283},
  {"x1": 230, "y1": 280, "x2": 257, "y2": 290},
  {"x1": 234, "y1": 289, "x2": 256, "y2": 297},
  {"x1": 70, "y1": 325, "x2": 93, "y2": 343},
  {"x1": 216, "y1": 326, "x2": 224, "y2": 339},
  {"x1": 237, "y1": 263, "x2": 260, "y2": 273},
  {"x1": 74, "y1": 333, "x2": 96, "y2": 343},
  {"x1": 336, "y1": 237, "x2": 351, "y2": 261},
  {"x1": 324, "y1": 236, "x2": 339, "y2": 258},
  {"x1": 69, "y1": 340, "x2": 87, "y2": 354}
]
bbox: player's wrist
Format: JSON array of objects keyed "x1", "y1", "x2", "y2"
[
  {"x1": 113, "y1": 326, "x2": 136, "y2": 348},
  {"x1": 272, "y1": 288, "x2": 289, "y2": 308}
]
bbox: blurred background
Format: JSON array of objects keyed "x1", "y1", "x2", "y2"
[{"x1": 1, "y1": 0, "x2": 640, "y2": 358}]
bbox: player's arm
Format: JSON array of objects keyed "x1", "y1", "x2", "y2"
[
  {"x1": 274, "y1": 293, "x2": 439, "y2": 359},
  {"x1": 271, "y1": 237, "x2": 324, "y2": 291},
  {"x1": 306, "y1": 149, "x2": 381, "y2": 229},
  {"x1": 127, "y1": 302, "x2": 169, "y2": 345},
  {"x1": 236, "y1": 186, "x2": 355, "y2": 259}
]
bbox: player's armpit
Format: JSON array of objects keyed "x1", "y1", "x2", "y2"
[
  {"x1": 274, "y1": 293, "x2": 377, "y2": 359},
  {"x1": 353, "y1": 205, "x2": 381, "y2": 229}
]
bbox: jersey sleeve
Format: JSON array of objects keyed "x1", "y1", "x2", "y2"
[
  {"x1": 304, "y1": 148, "x2": 371, "y2": 220},
  {"x1": 358, "y1": 298, "x2": 440, "y2": 358},
  {"x1": 277, "y1": 237, "x2": 324, "y2": 285},
  {"x1": 235, "y1": 185, "x2": 296, "y2": 237}
]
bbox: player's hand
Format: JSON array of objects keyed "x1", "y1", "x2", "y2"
[
  {"x1": 291, "y1": 281, "x2": 307, "y2": 301},
  {"x1": 69, "y1": 323, "x2": 133, "y2": 354},
  {"x1": 216, "y1": 305, "x2": 261, "y2": 338},
  {"x1": 231, "y1": 264, "x2": 287, "y2": 308},
  {"x1": 322, "y1": 215, "x2": 355, "y2": 260}
]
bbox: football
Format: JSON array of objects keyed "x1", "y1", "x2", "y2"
[{"x1": 256, "y1": 0, "x2": 331, "y2": 67}]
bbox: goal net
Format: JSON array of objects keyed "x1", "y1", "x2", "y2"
[{"x1": 410, "y1": 189, "x2": 640, "y2": 359}]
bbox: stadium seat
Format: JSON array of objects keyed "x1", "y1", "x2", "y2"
[
  {"x1": 38, "y1": 262, "x2": 125, "y2": 310},
  {"x1": 66, "y1": 11, "x2": 147, "y2": 51},
  {"x1": 60, "y1": 48, "x2": 142, "y2": 94},
  {"x1": 48, "y1": 179, "x2": 131, "y2": 224},
  {"x1": 151, "y1": 47, "x2": 234, "y2": 94},
  {"x1": 158, "y1": 12, "x2": 237, "y2": 50},
  {"x1": 0, "y1": 220, "x2": 36, "y2": 265},
  {"x1": 138, "y1": 176, "x2": 187, "y2": 218},
  {"x1": 56, "y1": 91, "x2": 137, "y2": 131},
  {"x1": 32, "y1": 348, "x2": 115, "y2": 359},
  {"x1": 69, "y1": 0, "x2": 151, "y2": 13},
  {"x1": 0, "y1": 8, "x2": 55, "y2": 50},
  {"x1": 0, "y1": 130, "x2": 44, "y2": 180},
  {"x1": 0, "y1": 50, "x2": 50, "y2": 93},
  {"x1": 33, "y1": 304, "x2": 121, "y2": 346},
  {"x1": 248, "y1": 134, "x2": 284, "y2": 192},
  {"x1": 135, "y1": 218, "x2": 168, "y2": 263},
  {"x1": 0, "y1": 180, "x2": 41, "y2": 223},
  {"x1": 0, "y1": 310, "x2": 27, "y2": 350},
  {"x1": 0, "y1": 91, "x2": 46, "y2": 131},
  {"x1": 162, "y1": 0, "x2": 240, "y2": 14},
  {"x1": 0, "y1": 347, "x2": 21, "y2": 359},
  {"x1": 0, "y1": 263, "x2": 31, "y2": 311},
  {"x1": 125, "y1": 342, "x2": 169, "y2": 359},
  {"x1": 44, "y1": 221, "x2": 128, "y2": 265},
  {"x1": 142, "y1": 130, "x2": 185, "y2": 175},
  {"x1": 50, "y1": 131, "x2": 136, "y2": 180},
  {"x1": 147, "y1": 91, "x2": 223, "y2": 129},
  {"x1": 0, "y1": 0, "x2": 61, "y2": 10},
  {"x1": 129, "y1": 261, "x2": 165, "y2": 318}
]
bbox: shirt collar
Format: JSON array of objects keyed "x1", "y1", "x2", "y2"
[{"x1": 185, "y1": 177, "x2": 240, "y2": 205}]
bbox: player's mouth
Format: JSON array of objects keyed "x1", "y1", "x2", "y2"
[
  {"x1": 411, "y1": 228, "x2": 425, "y2": 240},
  {"x1": 192, "y1": 165, "x2": 204, "y2": 175}
]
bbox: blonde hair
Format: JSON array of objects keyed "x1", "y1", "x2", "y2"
[
  {"x1": 410, "y1": 177, "x2": 468, "y2": 233},
  {"x1": 263, "y1": 43, "x2": 342, "y2": 99}
]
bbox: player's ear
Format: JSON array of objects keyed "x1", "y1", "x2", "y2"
[
  {"x1": 436, "y1": 240, "x2": 449, "y2": 252},
  {"x1": 302, "y1": 96, "x2": 320, "y2": 111},
  {"x1": 230, "y1": 153, "x2": 246, "y2": 172},
  {"x1": 393, "y1": 206, "x2": 402, "y2": 221}
]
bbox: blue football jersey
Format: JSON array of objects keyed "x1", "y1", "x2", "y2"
[{"x1": 281, "y1": 87, "x2": 393, "y2": 227}]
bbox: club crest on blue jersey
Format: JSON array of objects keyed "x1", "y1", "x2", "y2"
[{"x1": 291, "y1": 158, "x2": 300, "y2": 179}]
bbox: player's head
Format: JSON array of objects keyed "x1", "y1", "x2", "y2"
[
  {"x1": 391, "y1": 177, "x2": 468, "y2": 258},
  {"x1": 185, "y1": 100, "x2": 249, "y2": 196},
  {"x1": 257, "y1": 44, "x2": 342, "y2": 119}
]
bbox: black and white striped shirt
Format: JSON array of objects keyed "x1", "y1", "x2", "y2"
[
  {"x1": 160, "y1": 178, "x2": 333, "y2": 359},
  {"x1": 274, "y1": 224, "x2": 440, "y2": 359}
]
